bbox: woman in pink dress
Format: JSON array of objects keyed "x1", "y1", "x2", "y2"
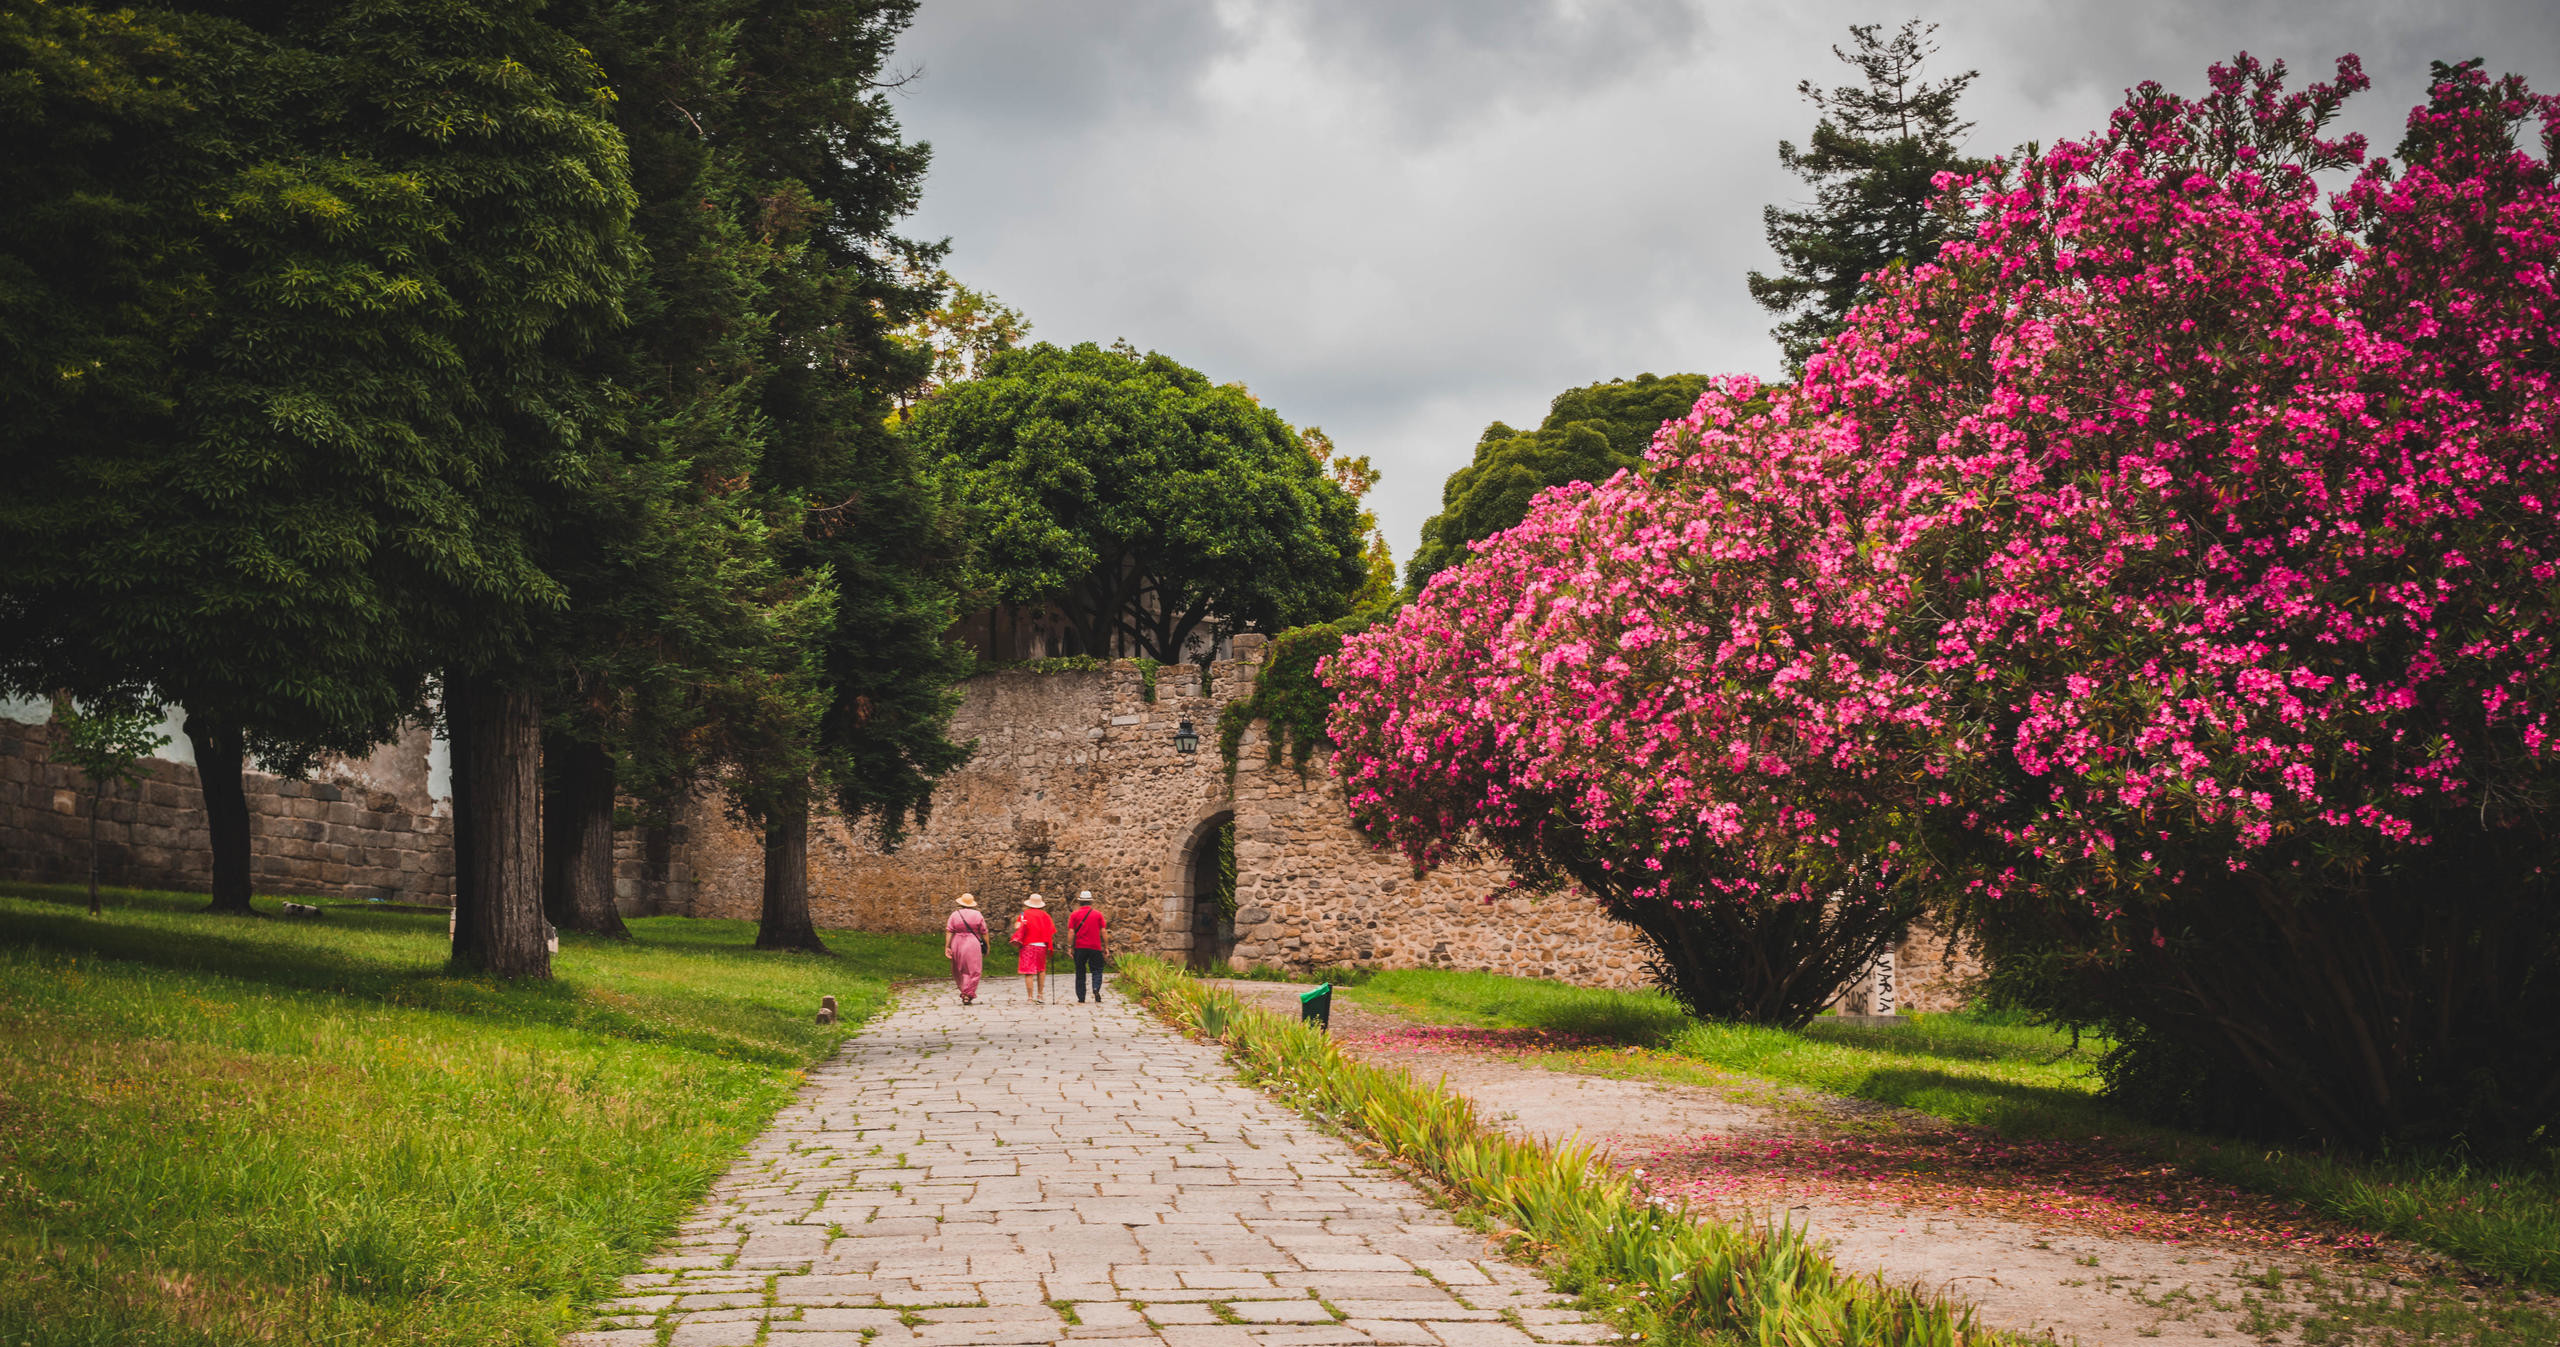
[{"x1": 945, "y1": 894, "x2": 989, "y2": 1005}]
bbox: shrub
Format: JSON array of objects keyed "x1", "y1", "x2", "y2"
[
  {"x1": 1878, "y1": 57, "x2": 2560, "y2": 1153},
  {"x1": 1325, "y1": 397, "x2": 1925, "y2": 1027}
]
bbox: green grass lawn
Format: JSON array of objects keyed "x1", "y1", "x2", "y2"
[
  {"x1": 0, "y1": 881, "x2": 946, "y2": 1346},
  {"x1": 1345, "y1": 968, "x2": 2112, "y2": 1131},
  {"x1": 1341, "y1": 967, "x2": 2560, "y2": 1293}
]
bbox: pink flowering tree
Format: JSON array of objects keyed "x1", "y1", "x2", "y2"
[
  {"x1": 1324, "y1": 384, "x2": 1938, "y2": 1027},
  {"x1": 1849, "y1": 57, "x2": 2560, "y2": 1151},
  {"x1": 1331, "y1": 55, "x2": 2560, "y2": 1150}
]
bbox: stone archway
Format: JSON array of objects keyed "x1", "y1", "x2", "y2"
[{"x1": 1174, "y1": 810, "x2": 1237, "y2": 972}]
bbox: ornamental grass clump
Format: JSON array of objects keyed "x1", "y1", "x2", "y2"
[
  {"x1": 1119, "y1": 958, "x2": 2010, "y2": 1347},
  {"x1": 1328, "y1": 54, "x2": 2560, "y2": 1155}
]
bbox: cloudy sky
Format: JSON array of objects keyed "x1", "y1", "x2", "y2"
[{"x1": 885, "y1": 0, "x2": 2560, "y2": 567}]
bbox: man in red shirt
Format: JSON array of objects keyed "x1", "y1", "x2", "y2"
[{"x1": 1067, "y1": 891, "x2": 1108, "y2": 1003}]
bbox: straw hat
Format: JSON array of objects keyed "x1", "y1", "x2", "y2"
[
  {"x1": 955, "y1": 893, "x2": 978, "y2": 908},
  {"x1": 1023, "y1": 893, "x2": 1046, "y2": 909},
  {"x1": 1077, "y1": 890, "x2": 1094, "y2": 903}
]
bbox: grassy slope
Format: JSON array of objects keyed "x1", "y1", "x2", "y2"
[
  {"x1": 1342, "y1": 968, "x2": 2560, "y2": 1293},
  {"x1": 0, "y1": 882, "x2": 945, "y2": 1346}
]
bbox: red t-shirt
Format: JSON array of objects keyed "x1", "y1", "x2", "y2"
[
  {"x1": 1013, "y1": 909, "x2": 1055, "y2": 947},
  {"x1": 1067, "y1": 906, "x2": 1107, "y2": 950}
]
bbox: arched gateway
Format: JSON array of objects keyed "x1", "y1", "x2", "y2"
[{"x1": 1173, "y1": 810, "x2": 1237, "y2": 972}]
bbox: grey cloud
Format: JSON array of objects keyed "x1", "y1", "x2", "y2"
[
  {"x1": 1253, "y1": 0, "x2": 1712, "y2": 141},
  {"x1": 893, "y1": 1, "x2": 1239, "y2": 134}
]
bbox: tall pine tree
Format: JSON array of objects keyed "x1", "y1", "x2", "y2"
[
  {"x1": 720, "y1": 0, "x2": 973, "y2": 954},
  {"x1": 534, "y1": 0, "x2": 843, "y2": 940},
  {"x1": 1746, "y1": 20, "x2": 1981, "y2": 372}
]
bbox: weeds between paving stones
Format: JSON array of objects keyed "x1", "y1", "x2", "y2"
[{"x1": 1119, "y1": 956, "x2": 2024, "y2": 1347}]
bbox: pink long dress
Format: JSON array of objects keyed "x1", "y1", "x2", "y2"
[{"x1": 945, "y1": 909, "x2": 989, "y2": 1001}]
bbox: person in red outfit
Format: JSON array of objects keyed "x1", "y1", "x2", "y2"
[
  {"x1": 1011, "y1": 893, "x2": 1056, "y2": 1004},
  {"x1": 1067, "y1": 890, "x2": 1108, "y2": 1004}
]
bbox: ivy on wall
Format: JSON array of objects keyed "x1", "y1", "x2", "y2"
[
  {"x1": 1212, "y1": 817, "x2": 1237, "y2": 917},
  {"x1": 1217, "y1": 613, "x2": 1378, "y2": 779},
  {"x1": 975, "y1": 654, "x2": 1109, "y2": 676}
]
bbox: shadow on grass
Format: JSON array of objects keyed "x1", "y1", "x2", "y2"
[
  {"x1": 0, "y1": 884, "x2": 925, "y2": 1068},
  {"x1": 1523, "y1": 998, "x2": 1691, "y2": 1045},
  {"x1": 1799, "y1": 1015, "x2": 2105, "y2": 1067},
  {"x1": 1355, "y1": 969, "x2": 1694, "y2": 1046},
  {"x1": 1831, "y1": 1065, "x2": 2121, "y2": 1135}
]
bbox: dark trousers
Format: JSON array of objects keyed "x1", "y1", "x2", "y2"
[{"x1": 1074, "y1": 948, "x2": 1107, "y2": 1001}]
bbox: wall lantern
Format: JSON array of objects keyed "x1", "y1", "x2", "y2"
[{"x1": 1173, "y1": 719, "x2": 1199, "y2": 754}]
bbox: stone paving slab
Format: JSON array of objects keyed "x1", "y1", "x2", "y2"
[{"x1": 569, "y1": 982, "x2": 1615, "y2": 1347}]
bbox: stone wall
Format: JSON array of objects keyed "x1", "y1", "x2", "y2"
[
  {"x1": 649, "y1": 657, "x2": 1292, "y2": 954},
  {"x1": 0, "y1": 716, "x2": 454, "y2": 902},
  {"x1": 650, "y1": 651, "x2": 1975, "y2": 1007}
]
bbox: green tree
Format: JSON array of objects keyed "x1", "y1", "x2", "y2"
[
  {"x1": 714, "y1": 0, "x2": 974, "y2": 954},
  {"x1": 1303, "y1": 427, "x2": 1397, "y2": 617},
  {"x1": 1747, "y1": 20, "x2": 1981, "y2": 372},
  {"x1": 49, "y1": 693, "x2": 170, "y2": 915},
  {"x1": 920, "y1": 340, "x2": 1370, "y2": 662},
  {"x1": 0, "y1": 1, "x2": 638, "y2": 975},
  {"x1": 1, "y1": 2, "x2": 418, "y2": 914},
  {"x1": 1404, "y1": 373, "x2": 1713, "y2": 594},
  {"x1": 896, "y1": 270, "x2": 1030, "y2": 410},
  {"x1": 533, "y1": 0, "x2": 854, "y2": 940}
]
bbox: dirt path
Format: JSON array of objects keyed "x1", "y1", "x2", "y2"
[{"x1": 1212, "y1": 981, "x2": 2369, "y2": 1347}]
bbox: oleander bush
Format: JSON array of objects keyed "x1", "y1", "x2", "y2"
[{"x1": 1326, "y1": 56, "x2": 2560, "y2": 1153}]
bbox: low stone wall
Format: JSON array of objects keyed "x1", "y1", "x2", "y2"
[
  {"x1": 1215, "y1": 739, "x2": 1645, "y2": 987},
  {"x1": 0, "y1": 716, "x2": 454, "y2": 903}
]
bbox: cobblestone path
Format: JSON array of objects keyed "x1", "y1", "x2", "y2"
[{"x1": 570, "y1": 985, "x2": 1615, "y2": 1347}]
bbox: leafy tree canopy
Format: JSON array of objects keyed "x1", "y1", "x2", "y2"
[
  {"x1": 50, "y1": 692, "x2": 169, "y2": 792},
  {"x1": 918, "y1": 340, "x2": 1369, "y2": 662},
  {"x1": 1747, "y1": 19, "x2": 1981, "y2": 372},
  {"x1": 896, "y1": 270, "x2": 1030, "y2": 409},
  {"x1": 1403, "y1": 372, "x2": 1713, "y2": 595},
  {"x1": 0, "y1": 0, "x2": 636, "y2": 746},
  {"x1": 1303, "y1": 427, "x2": 1396, "y2": 616},
  {"x1": 539, "y1": 0, "x2": 849, "y2": 814}
]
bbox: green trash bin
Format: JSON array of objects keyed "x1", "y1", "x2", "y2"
[{"x1": 1299, "y1": 982, "x2": 1332, "y2": 1032}]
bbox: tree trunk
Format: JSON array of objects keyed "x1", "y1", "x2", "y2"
[
  {"x1": 542, "y1": 730, "x2": 629, "y2": 938},
  {"x1": 448, "y1": 673, "x2": 551, "y2": 978},
  {"x1": 1598, "y1": 878, "x2": 1915, "y2": 1028},
  {"x1": 85, "y1": 778, "x2": 102, "y2": 916},
  {"x1": 755, "y1": 784, "x2": 829, "y2": 953},
  {"x1": 186, "y1": 716, "x2": 256, "y2": 915}
]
